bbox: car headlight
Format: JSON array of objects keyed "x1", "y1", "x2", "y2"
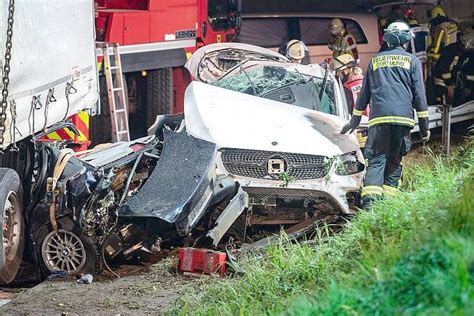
[{"x1": 335, "y1": 151, "x2": 365, "y2": 175}]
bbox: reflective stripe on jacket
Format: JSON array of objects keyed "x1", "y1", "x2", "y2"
[
  {"x1": 329, "y1": 31, "x2": 358, "y2": 60},
  {"x1": 354, "y1": 47, "x2": 429, "y2": 130}
]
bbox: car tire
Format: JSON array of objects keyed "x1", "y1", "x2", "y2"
[
  {"x1": 146, "y1": 68, "x2": 173, "y2": 128},
  {"x1": 0, "y1": 168, "x2": 25, "y2": 285},
  {"x1": 36, "y1": 226, "x2": 97, "y2": 277}
]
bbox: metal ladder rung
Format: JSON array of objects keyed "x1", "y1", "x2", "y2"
[{"x1": 100, "y1": 42, "x2": 130, "y2": 142}]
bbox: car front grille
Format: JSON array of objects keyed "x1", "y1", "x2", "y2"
[{"x1": 221, "y1": 148, "x2": 328, "y2": 180}]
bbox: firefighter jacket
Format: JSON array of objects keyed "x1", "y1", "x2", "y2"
[
  {"x1": 354, "y1": 47, "x2": 429, "y2": 132},
  {"x1": 329, "y1": 30, "x2": 358, "y2": 60},
  {"x1": 433, "y1": 46, "x2": 474, "y2": 105},
  {"x1": 433, "y1": 43, "x2": 462, "y2": 89},
  {"x1": 428, "y1": 18, "x2": 457, "y2": 61},
  {"x1": 343, "y1": 74, "x2": 366, "y2": 115}
]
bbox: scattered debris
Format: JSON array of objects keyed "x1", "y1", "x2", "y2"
[
  {"x1": 47, "y1": 270, "x2": 67, "y2": 280},
  {"x1": 178, "y1": 248, "x2": 227, "y2": 277},
  {"x1": 76, "y1": 274, "x2": 93, "y2": 285}
]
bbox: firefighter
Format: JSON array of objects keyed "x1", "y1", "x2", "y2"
[
  {"x1": 433, "y1": 32, "x2": 464, "y2": 105},
  {"x1": 328, "y1": 18, "x2": 358, "y2": 60},
  {"x1": 330, "y1": 54, "x2": 365, "y2": 115},
  {"x1": 453, "y1": 30, "x2": 474, "y2": 106},
  {"x1": 340, "y1": 21, "x2": 430, "y2": 210},
  {"x1": 281, "y1": 39, "x2": 308, "y2": 64},
  {"x1": 427, "y1": 5, "x2": 457, "y2": 69}
]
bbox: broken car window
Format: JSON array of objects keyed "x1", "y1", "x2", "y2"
[{"x1": 212, "y1": 65, "x2": 336, "y2": 115}]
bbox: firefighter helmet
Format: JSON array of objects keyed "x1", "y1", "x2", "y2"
[
  {"x1": 404, "y1": 8, "x2": 418, "y2": 25},
  {"x1": 428, "y1": 5, "x2": 446, "y2": 19},
  {"x1": 329, "y1": 18, "x2": 345, "y2": 35},
  {"x1": 383, "y1": 21, "x2": 414, "y2": 46},
  {"x1": 330, "y1": 54, "x2": 357, "y2": 71},
  {"x1": 286, "y1": 39, "x2": 307, "y2": 62}
]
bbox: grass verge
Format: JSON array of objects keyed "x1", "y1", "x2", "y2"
[{"x1": 173, "y1": 136, "x2": 474, "y2": 315}]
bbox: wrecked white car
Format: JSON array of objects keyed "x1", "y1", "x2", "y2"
[
  {"x1": 184, "y1": 43, "x2": 365, "y2": 241},
  {"x1": 11, "y1": 127, "x2": 247, "y2": 281}
]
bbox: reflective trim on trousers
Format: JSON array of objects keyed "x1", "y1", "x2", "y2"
[
  {"x1": 383, "y1": 185, "x2": 399, "y2": 196},
  {"x1": 361, "y1": 185, "x2": 384, "y2": 197}
]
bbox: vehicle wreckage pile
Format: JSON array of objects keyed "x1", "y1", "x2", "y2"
[
  {"x1": 26, "y1": 128, "x2": 248, "y2": 278},
  {"x1": 15, "y1": 43, "x2": 366, "y2": 282}
]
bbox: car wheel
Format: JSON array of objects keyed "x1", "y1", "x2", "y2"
[
  {"x1": 146, "y1": 68, "x2": 173, "y2": 128},
  {"x1": 0, "y1": 168, "x2": 25, "y2": 285},
  {"x1": 39, "y1": 228, "x2": 96, "y2": 276}
]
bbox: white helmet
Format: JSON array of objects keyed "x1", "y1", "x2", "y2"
[
  {"x1": 383, "y1": 21, "x2": 414, "y2": 46},
  {"x1": 330, "y1": 54, "x2": 356, "y2": 71},
  {"x1": 329, "y1": 18, "x2": 345, "y2": 35},
  {"x1": 286, "y1": 39, "x2": 308, "y2": 62}
]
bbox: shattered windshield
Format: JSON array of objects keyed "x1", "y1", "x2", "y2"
[{"x1": 212, "y1": 65, "x2": 337, "y2": 115}]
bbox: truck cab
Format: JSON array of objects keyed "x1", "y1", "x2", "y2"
[{"x1": 91, "y1": 0, "x2": 241, "y2": 144}]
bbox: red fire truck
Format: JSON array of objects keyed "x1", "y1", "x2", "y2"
[{"x1": 90, "y1": 0, "x2": 241, "y2": 144}]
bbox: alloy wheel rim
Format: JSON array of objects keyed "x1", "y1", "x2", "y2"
[{"x1": 41, "y1": 230, "x2": 86, "y2": 274}]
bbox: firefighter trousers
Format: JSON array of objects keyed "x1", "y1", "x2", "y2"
[{"x1": 361, "y1": 124, "x2": 411, "y2": 205}]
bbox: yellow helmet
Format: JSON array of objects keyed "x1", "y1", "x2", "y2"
[
  {"x1": 329, "y1": 18, "x2": 344, "y2": 35},
  {"x1": 330, "y1": 54, "x2": 356, "y2": 71},
  {"x1": 286, "y1": 39, "x2": 307, "y2": 62},
  {"x1": 429, "y1": 5, "x2": 446, "y2": 18}
]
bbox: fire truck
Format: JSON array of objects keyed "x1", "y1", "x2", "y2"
[{"x1": 90, "y1": 0, "x2": 242, "y2": 144}]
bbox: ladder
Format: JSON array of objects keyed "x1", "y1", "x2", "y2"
[{"x1": 100, "y1": 43, "x2": 130, "y2": 142}]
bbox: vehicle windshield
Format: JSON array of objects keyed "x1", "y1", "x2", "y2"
[{"x1": 212, "y1": 65, "x2": 337, "y2": 115}]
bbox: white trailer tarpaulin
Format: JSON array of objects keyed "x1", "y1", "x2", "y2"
[{"x1": 0, "y1": 0, "x2": 99, "y2": 149}]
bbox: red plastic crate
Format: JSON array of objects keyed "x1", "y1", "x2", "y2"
[{"x1": 178, "y1": 248, "x2": 226, "y2": 277}]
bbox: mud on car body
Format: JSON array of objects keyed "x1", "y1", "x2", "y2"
[
  {"x1": 12, "y1": 127, "x2": 247, "y2": 280},
  {"x1": 184, "y1": 43, "x2": 365, "y2": 242}
]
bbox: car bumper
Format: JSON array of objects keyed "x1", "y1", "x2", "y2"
[{"x1": 215, "y1": 154, "x2": 363, "y2": 214}]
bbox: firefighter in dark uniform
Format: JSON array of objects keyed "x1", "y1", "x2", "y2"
[
  {"x1": 434, "y1": 30, "x2": 474, "y2": 106},
  {"x1": 454, "y1": 30, "x2": 474, "y2": 106},
  {"x1": 433, "y1": 32, "x2": 464, "y2": 105},
  {"x1": 427, "y1": 5, "x2": 458, "y2": 71},
  {"x1": 340, "y1": 22, "x2": 430, "y2": 209}
]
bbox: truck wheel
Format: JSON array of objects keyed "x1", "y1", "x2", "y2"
[
  {"x1": 89, "y1": 76, "x2": 112, "y2": 146},
  {"x1": 146, "y1": 68, "x2": 173, "y2": 128},
  {"x1": 39, "y1": 228, "x2": 96, "y2": 277},
  {"x1": 0, "y1": 168, "x2": 24, "y2": 284}
]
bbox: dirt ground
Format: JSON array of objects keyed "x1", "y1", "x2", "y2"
[{"x1": 0, "y1": 256, "x2": 204, "y2": 315}]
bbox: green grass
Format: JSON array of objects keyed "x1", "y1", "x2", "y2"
[{"x1": 172, "y1": 135, "x2": 474, "y2": 315}]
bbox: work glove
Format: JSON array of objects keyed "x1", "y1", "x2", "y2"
[
  {"x1": 418, "y1": 117, "x2": 430, "y2": 143},
  {"x1": 340, "y1": 115, "x2": 361, "y2": 134},
  {"x1": 420, "y1": 129, "x2": 431, "y2": 143}
]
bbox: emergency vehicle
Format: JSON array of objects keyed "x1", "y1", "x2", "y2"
[{"x1": 90, "y1": 0, "x2": 242, "y2": 144}]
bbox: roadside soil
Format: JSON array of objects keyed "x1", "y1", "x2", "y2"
[{"x1": 0, "y1": 256, "x2": 206, "y2": 315}]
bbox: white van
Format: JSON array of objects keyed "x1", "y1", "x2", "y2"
[{"x1": 236, "y1": 12, "x2": 381, "y2": 71}]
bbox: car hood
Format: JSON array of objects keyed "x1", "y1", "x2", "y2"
[
  {"x1": 185, "y1": 42, "x2": 290, "y2": 83},
  {"x1": 185, "y1": 81, "x2": 360, "y2": 157}
]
